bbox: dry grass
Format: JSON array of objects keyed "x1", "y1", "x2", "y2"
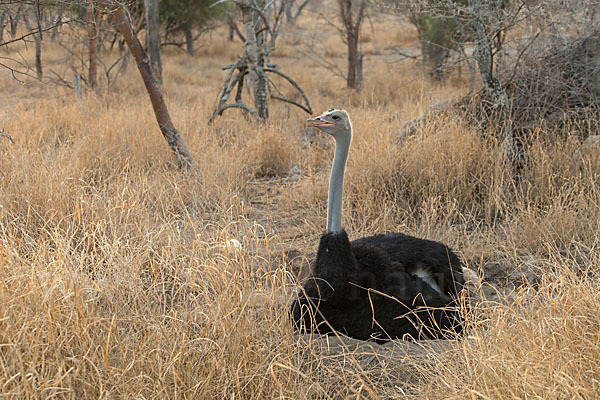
[{"x1": 1, "y1": 7, "x2": 600, "y2": 399}]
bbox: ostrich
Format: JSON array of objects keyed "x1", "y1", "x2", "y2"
[{"x1": 290, "y1": 109, "x2": 464, "y2": 342}]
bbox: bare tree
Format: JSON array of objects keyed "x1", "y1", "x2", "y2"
[
  {"x1": 19, "y1": 3, "x2": 45, "y2": 79},
  {"x1": 243, "y1": 0, "x2": 269, "y2": 118},
  {"x1": 97, "y1": 0, "x2": 193, "y2": 168},
  {"x1": 226, "y1": 10, "x2": 245, "y2": 42},
  {"x1": 385, "y1": 0, "x2": 517, "y2": 158},
  {"x1": 307, "y1": 0, "x2": 366, "y2": 89},
  {"x1": 469, "y1": 0, "x2": 515, "y2": 162},
  {"x1": 50, "y1": 10, "x2": 62, "y2": 41},
  {"x1": 34, "y1": 5, "x2": 43, "y2": 79},
  {"x1": 159, "y1": 0, "x2": 221, "y2": 57},
  {"x1": 390, "y1": 0, "x2": 600, "y2": 169},
  {"x1": 144, "y1": 0, "x2": 162, "y2": 83},
  {"x1": 1, "y1": 3, "x2": 76, "y2": 85},
  {"x1": 339, "y1": 0, "x2": 366, "y2": 89},
  {"x1": 10, "y1": 3, "x2": 22, "y2": 37},
  {"x1": 209, "y1": 0, "x2": 312, "y2": 124},
  {"x1": 1, "y1": 1, "x2": 188, "y2": 166},
  {"x1": 285, "y1": 0, "x2": 311, "y2": 25},
  {"x1": 87, "y1": 0, "x2": 98, "y2": 88},
  {"x1": 0, "y1": 8, "x2": 7, "y2": 43}
]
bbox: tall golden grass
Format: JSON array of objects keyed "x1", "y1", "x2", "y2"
[{"x1": 1, "y1": 11, "x2": 599, "y2": 398}]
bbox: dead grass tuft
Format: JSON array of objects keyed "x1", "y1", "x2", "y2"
[
  {"x1": 418, "y1": 263, "x2": 600, "y2": 399},
  {"x1": 250, "y1": 123, "x2": 300, "y2": 178}
]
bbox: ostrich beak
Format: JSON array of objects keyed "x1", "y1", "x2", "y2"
[{"x1": 306, "y1": 116, "x2": 334, "y2": 127}]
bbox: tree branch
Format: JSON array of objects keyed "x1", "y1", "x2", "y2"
[
  {"x1": 209, "y1": 102, "x2": 261, "y2": 124},
  {"x1": 264, "y1": 67, "x2": 312, "y2": 114},
  {"x1": 0, "y1": 18, "x2": 73, "y2": 47}
]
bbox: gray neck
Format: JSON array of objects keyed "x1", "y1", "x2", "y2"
[{"x1": 327, "y1": 130, "x2": 351, "y2": 233}]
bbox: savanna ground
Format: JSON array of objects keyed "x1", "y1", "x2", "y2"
[{"x1": 1, "y1": 4, "x2": 600, "y2": 399}]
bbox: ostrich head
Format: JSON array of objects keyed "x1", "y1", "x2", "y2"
[{"x1": 306, "y1": 109, "x2": 352, "y2": 139}]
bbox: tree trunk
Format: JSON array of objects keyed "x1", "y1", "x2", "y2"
[
  {"x1": 422, "y1": 40, "x2": 448, "y2": 80},
  {"x1": 346, "y1": 29, "x2": 361, "y2": 88},
  {"x1": 21, "y1": 5, "x2": 41, "y2": 78},
  {"x1": 33, "y1": 34, "x2": 42, "y2": 78},
  {"x1": 228, "y1": 22, "x2": 234, "y2": 41},
  {"x1": 340, "y1": 0, "x2": 364, "y2": 89},
  {"x1": 254, "y1": 32, "x2": 268, "y2": 119},
  {"x1": 144, "y1": 0, "x2": 162, "y2": 83},
  {"x1": 51, "y1": 13, "x2": 61, "y2": 42},
  {"x1": 471, "y1": 0, "x2": 515, "y2": 165},
  {"x1": 99, "y1": 0, "x2": 193, "y2": 169},
  {"x1": 34, "y1": 4, "x2": 43, "y2": 79},
  {"x1": 285, "y1": 0, "x2": 294, "y2": 25},
  {"x1": 9, "y1": 4, "x2": 22, "y2": 38},
  {"x1": 9, "y1": 14, "x2": 17, "y2": 37},
  {"x1": 243, "y1": 2, "x2": 268, "y2": 119},
  {"x1": 286, "y1": 0, "x2": 311, "y2": 26},
  {"x1": 0, "y1": 10, "x2": 6, "y2": 43},
  {"x1": 87, "y1": 0, "x2": 98, "y2": 88},
  {"x1": 226, "y1": 12, "x2": 245, "y2": 42},
  {"x1": 183, "y1": 23, "x2": 194, "y2": 56}
]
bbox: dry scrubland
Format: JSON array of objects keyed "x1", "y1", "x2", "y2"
[{"x1": 1, "y1": 9, "x2": 600, "y2": 399}]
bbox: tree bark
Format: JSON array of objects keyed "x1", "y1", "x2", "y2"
[
  {"x1": 144, "y1": 0, "x2": 162, "y2": 83},
  {"x1": 285, "y1": 0, "x2": 293, "y2": 24},
  {"x1": 346, "y1": 28, "x2": 362, "y2": 88},
  {"x1": 51, "y1": 13, "x2": 61, "y2": 42},
  {"x1": 183, "y1": 23, "x2": 194, "y2": 56},
  {"x1": 99, "y1": 0, "x2": 193, "y2": 169},
  {"x1": 34, "y1": 33, "x2": 42, "y2": 78},
  {"x1": 471, "y1": 0, "x2": 515, "y2": 165},
  {"x1": 242, "y1": 1, "x2": 268, "y2": 119},
  {"x1": 87, "y1": 0, "x2": 98, "y2": 88},
  {"x1": 33, "y1": 3, "x2": 43, "y2": 79},
  {"x1": 226, "y1": 12, "x2": 245, "y2": 42},
  {"x1": 9, "y1": 14, "x2": 17, "y2": 38},
  {"x1": 9, "y1": 4, "x2": 22, "y2": 38},
  {"x1": 339, "y1": 0, "x2": 365, "y2": 89},
  {"x1": 0, "y1": 10, "x2": 7, "y2": 43},
  {"x1": 285, "y1": 0, "x2": 311, "y2": 26},
  {"x1": 228, "y1": 20, "x2": 234, "y2": 41}
]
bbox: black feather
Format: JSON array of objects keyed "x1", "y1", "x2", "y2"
[{"x1": 290, "y1": 229, "x2": 463, "y2": 343}]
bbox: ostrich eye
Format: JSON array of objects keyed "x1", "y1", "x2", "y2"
[{"x1": 331, "y1": 115, "x2": 340, "y2": 120}]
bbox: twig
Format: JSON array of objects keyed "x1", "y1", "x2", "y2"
[
  {"x1": 0, "y1": 129, "x2": 15, "y2": 144},
  {"x1": 0, "y1": 18, "x2": 73, "y2": 47},
  {"x1": 391, "y1": 48, "x2": 420, "y2": 60},
  {"x1": 0, "y1": 60, "x2": 33, "y2": 83}
]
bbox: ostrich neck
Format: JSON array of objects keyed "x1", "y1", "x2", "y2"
[{"x1": 327, "y1": 129, "x2": 351, "y2": 233}]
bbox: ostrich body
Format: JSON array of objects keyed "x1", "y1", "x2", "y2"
[{"x1": 290, "y1": 109, "x2": 463, "y2": 342}]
